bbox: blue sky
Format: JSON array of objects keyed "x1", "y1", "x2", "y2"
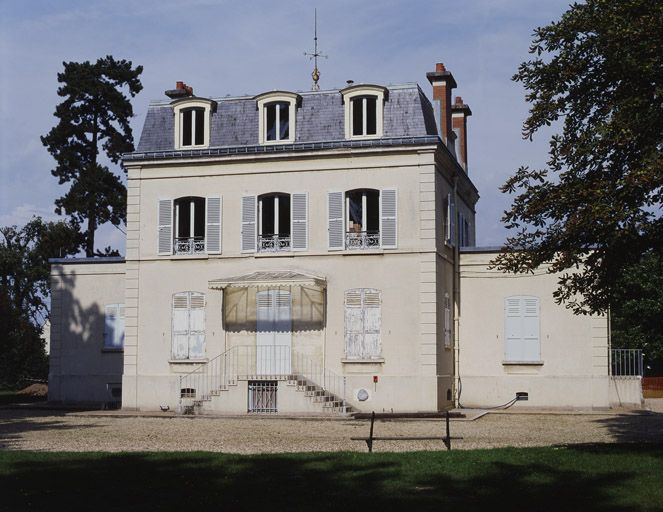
[{"x1": 0, "y1": 0, "x2": 571, "y2": 251}]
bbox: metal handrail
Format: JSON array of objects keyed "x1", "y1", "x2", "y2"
[
  {"x1": 178, "y1": 345, "x2": 347, "y2": 411},
  {"x1": 611, "y1": 348, "x2": 644, "y2": 377}
]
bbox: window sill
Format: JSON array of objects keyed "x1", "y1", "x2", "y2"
[
  {"x1": 347, "y1": 134, "x2": 382, "y2": 141},
  {"x1": 102, "y1": 348, "x2": 124, "y2": 353},
  {"x1": 342, "y1": 358, "x2": 385, "y2": 364},
  {"x1": 341, "y1": 249, "x2": 385, "y2": 256},
  {"x1": 502, "y1": 361, "x2": 544, "y2": 366},
  {"x1": 169, "y1": 359, "x2": 209, "y2": 364},
  {"x1": 255, "y1": 252, "x2": 295, "y2": 258},
  {"x1": 261, "y1": 139, "x2": 295, "y2": 146},
  {"x1": 168, "y1": 254, "x2": 209, "y2": 260}
]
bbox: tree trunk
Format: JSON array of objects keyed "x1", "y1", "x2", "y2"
[{"x1": 86, "y1": 211, "x2": 96, "y2": 257}]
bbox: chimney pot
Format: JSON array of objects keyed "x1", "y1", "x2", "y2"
[
  {"x1": 176, "y1": 81, "x2": 184, "y2": 90},
  {"x1": 346, "y1": 80, "x2": 354, "y2": 85},
  {"x1": 436, "y1": 62, "x2": 446, "y2": 72},
  {"x1": 455, "y1": 96, "x2": 463, "y2": 105}
]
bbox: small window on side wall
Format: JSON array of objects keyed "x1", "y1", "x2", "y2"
[
  {"x1": 104, "y1": 304, "x2": 125, "y2": 349},
  {"x1": 340, "y1": 84, "x2": 387, "y2": 140},
  {"x1": 504, "y1": 296, "x2": 540, "y2": 362}
]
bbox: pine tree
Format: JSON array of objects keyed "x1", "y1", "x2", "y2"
[{"x1": 42, "y1": 56, "x2": 143, "y2": 256}]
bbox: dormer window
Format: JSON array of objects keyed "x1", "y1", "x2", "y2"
[
  {"x1": 340, "y1": 84, "x2": 387, "y2": 140},
  {"x1": 172, "y1": 98, "x2": 216, "y2": 150},
  {"x1": 254, "y1": 91, "x2": 301, "y2": 145}
]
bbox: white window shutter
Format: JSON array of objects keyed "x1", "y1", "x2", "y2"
[
  {"x1": 104, "y1": 305, "x2": 117, "y2": 348},
  {"x1": 363, "y1": 290, "x2": 382, "y2": 358},
  {"x1": 344, "y1": 290, "x2": 363, "y2": 358},
  {"x1": 444, "y1": 293, "x2": 451, "y2": 348},
  {"x1": 188, "y1": 292, "x2": 206, "y2": 359},
  {"x1": 504, "y1": 296, "x2": 540, "y2": 361},
  {"x1": 115, "y1": 305, "x2": 125, "y2": 348},
  {"x1": 172, "y1": 293, "x2": 190, "y2": 359},
  {"x1": 328, "y1": 191, "x2": 344, "y2": 250},
  {"x1": 206, "y1": 196, "x2": 222, "y2": 254},
  {"x1": 241, "y1": 195, "x2": 257, "y2": 253},
  {"x1": 380, "y1": 188, "x2": 397, "y2": 249},
  {"x1": 291, "y1": 193, "x2": 308, "y2": 251},
  {"x1": 158, "y1": 199, "x2": 173, "y2": 255}
]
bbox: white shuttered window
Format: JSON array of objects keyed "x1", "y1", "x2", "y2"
[
  {"x1": 380, "y1": 188, "x2": 397, "y2": 249},
  {"x1": 158, "y1": 199, "x2": 173, "y2": 255},
  {"x1": 344, "y1": 289, "x2": 382, "y2": 359},
  {"x1": 504, "y1": 296, "x2": 540, "y2": 362},
  {"x1": 103, "y1": 304, "x2": 125, "y2": 349},
  {"x1": 206, "y1": 196, "x2": 222, "y2": 254},
  {"x1": 291, "y1": 193, "x2": 308, "y2": 251},
  {"x1": 241, "y1": 195, "x2": 257, "y2": 253},
  {"x1": 328, "y1": 191, "x2": 344, "y2": 250},
  {"x1": 172, "y1": 292, "x2": 206, "y2": 360}
]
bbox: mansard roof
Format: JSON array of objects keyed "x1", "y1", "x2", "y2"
[{"x1": 127, "y1": 83, "x2": 439, "y2": 161}]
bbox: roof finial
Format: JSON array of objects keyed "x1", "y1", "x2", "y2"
[{"x1": 304, "y1": 8, "x2": 327, "y2": 91}]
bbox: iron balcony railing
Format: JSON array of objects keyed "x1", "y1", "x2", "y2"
[
  {"x1": 178, "y1": 344, "x2": 347, "y2": 412},
  {"x1": 345, "y1": 231, "x2": 380, "y2": 250},
  {"x1": 174, "y1": 237, "x2": 206, "y2": 255},
  {"x1": 611, "y1": 348, "x2": 644, "y2": 377},
  {"x1": 258, "y1": 234, "x2": 291, "y2": 252}
]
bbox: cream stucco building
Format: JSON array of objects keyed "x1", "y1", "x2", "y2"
[{"x1": 49, "y1": 63, "x2": 628, "y2": 414}]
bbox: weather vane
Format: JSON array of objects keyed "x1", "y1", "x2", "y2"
[{"x1": 304, "y1": 8, "x2": 327, "y2": 91}]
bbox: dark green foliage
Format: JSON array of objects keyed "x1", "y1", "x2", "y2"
[
  {"x1": 0, "y1": 218, "x2": 81, "y2": 386},
  {"x1": 492, "y1": 0, "x2": 663, "y2": 315},
  {"x1": 0, "y1": 446, "x2": 662, "y2": 510},
  {"x1": 41, "y1": 56, "x2": 143, "y2": 257},
  {"x1": 611, "y1": 251, "x2": 663, "y2": 373}
]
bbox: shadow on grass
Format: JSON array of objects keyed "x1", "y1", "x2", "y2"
[
  {"x1": 593, "y1": 410, "x2": 663, "y2": 443},
  {"x1": 1, "y1": 444, "x2": 662, "y2": 511}
]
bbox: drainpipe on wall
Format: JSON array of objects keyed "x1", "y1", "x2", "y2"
[{"x1": 453, "y1": 176, "x2": 461, "y2": 408}]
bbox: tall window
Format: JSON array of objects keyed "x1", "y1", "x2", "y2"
[
  {"x1": 344, "y1": 289, "x2": 382, "y2": 359},
  {"x1": 181, "y1": 107, "x2": 205, "y2": 147},
  {"x1": 265, "y1": 102, "x2": 290, "y2": 142},
  {"x1": 504, "y1": 296, "x2": 540, "y2": 362},
  {"x1": 258, "y1": 193, "x2": 291, "y2": 252},
  {"x1": 351, "y1": 96, "x2": 377, "y2": 136},
  {"x1": 103, "y1": 304, "x2": 125, "y2": 349},
  {"x1": 172, "y1": 292, "x2": 206, "y2": 360},
  {"x1": 346, "y1": 189, "x2": 379, "y2": 249},
  {"x1": 174, "y1": 197, "x2": 206, "y2": 254}
]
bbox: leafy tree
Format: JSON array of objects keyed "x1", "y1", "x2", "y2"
[
  {"x1": 492, "y1": 0, "x2": 663, "y2": 315},
  {"x1": 0, "y1": 218, "x2": 81, "y2": 387},
  {"x1": 611, "y1": 251, "x2": 663, "y2": 374},
  {"x1": 42, "y1": 56, "x2": 143, "y2": 257}
]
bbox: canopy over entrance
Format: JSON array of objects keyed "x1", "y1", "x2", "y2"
[{"x1": 209, "y1": 271, "x2": 326, "y2": 332}]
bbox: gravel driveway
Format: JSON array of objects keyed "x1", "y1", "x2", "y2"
[{"x1": 1, "y1": 408, "x2": 661, "y2": 453}]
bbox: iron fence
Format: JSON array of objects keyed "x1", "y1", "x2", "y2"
[{"x1": 611, "y1": 348, "x2": 643, "y2": 377}]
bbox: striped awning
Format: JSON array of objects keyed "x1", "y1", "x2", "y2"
[{"x1": 209, "y1": 270, "x2": 326, "y2": 290}]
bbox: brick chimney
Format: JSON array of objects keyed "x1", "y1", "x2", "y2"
[
  {"x1": 426, "y1": 63, "x2": 457, "y2": 147},
  {"x1": 451, "y1": 96, "x2": 472, "y2": 172},
  {"x1": 165, "y1": 81, "x2": 194, "y2": 99}
]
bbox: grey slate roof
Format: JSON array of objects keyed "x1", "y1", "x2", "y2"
[{"x1": 133, "y1": 83, "x2": 439, "y2": 156}]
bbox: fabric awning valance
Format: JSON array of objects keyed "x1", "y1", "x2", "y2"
[
  {"x1": 209, "y1": 271, "x2": 326, "y2": 332},
  {"x1": 209, "y1": 270, "x2": 326, "y2": 290}
]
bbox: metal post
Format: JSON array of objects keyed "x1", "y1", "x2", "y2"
[{"x1": 368, "y1": 411, "x2": 375, "y2": 453}]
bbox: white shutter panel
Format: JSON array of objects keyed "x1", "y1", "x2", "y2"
[
  {"x1": 206, "y1": 196, "x2": 222, "y2": 254},
  {"x1": 505, "y1": 297, "x2": 524, "y2": 361},
  {"x1": 363, "y1": 290, "x2": 382, "y2": 358},
  {"x1": 291, "y1": 193, "x2": 308, "y2": 251},
  {"x1": 444, "y1": 294, "x2": 451, "y2": 348},
  {"x1": 380, "y1": 188, "x2": 397, "y2": 249},
  {"x1": 104, "y1": 305, "x2": 117, "y2": 348},
  {"x1": 522, "y1": 297, "x2": 540, "y2": 361},
  {"x1": 241, "y1": 195, "x2": 257, "y2": 253},
  {"x1": 188, "y1": 293, "x2": 206, "y2": 359},
  {"x1": 158, "y1": 199, "x2": 173, "y2": 255},
  {"x1": 115, "y1": 304, "x2": 125, "y2": 348},
  {"x1": 328, "y1": 191, "x2": 344, "y2": 250},
  {"x1": 344, "y1": 290, "x2": 363, "y2": 358},
  {"x1": 172, "y1": 293, "x2": 190, "y2": 359}
]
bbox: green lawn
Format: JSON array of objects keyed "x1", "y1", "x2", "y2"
[{"x1": 1, "y1": 445, "x2": 662, "y2": 511}]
